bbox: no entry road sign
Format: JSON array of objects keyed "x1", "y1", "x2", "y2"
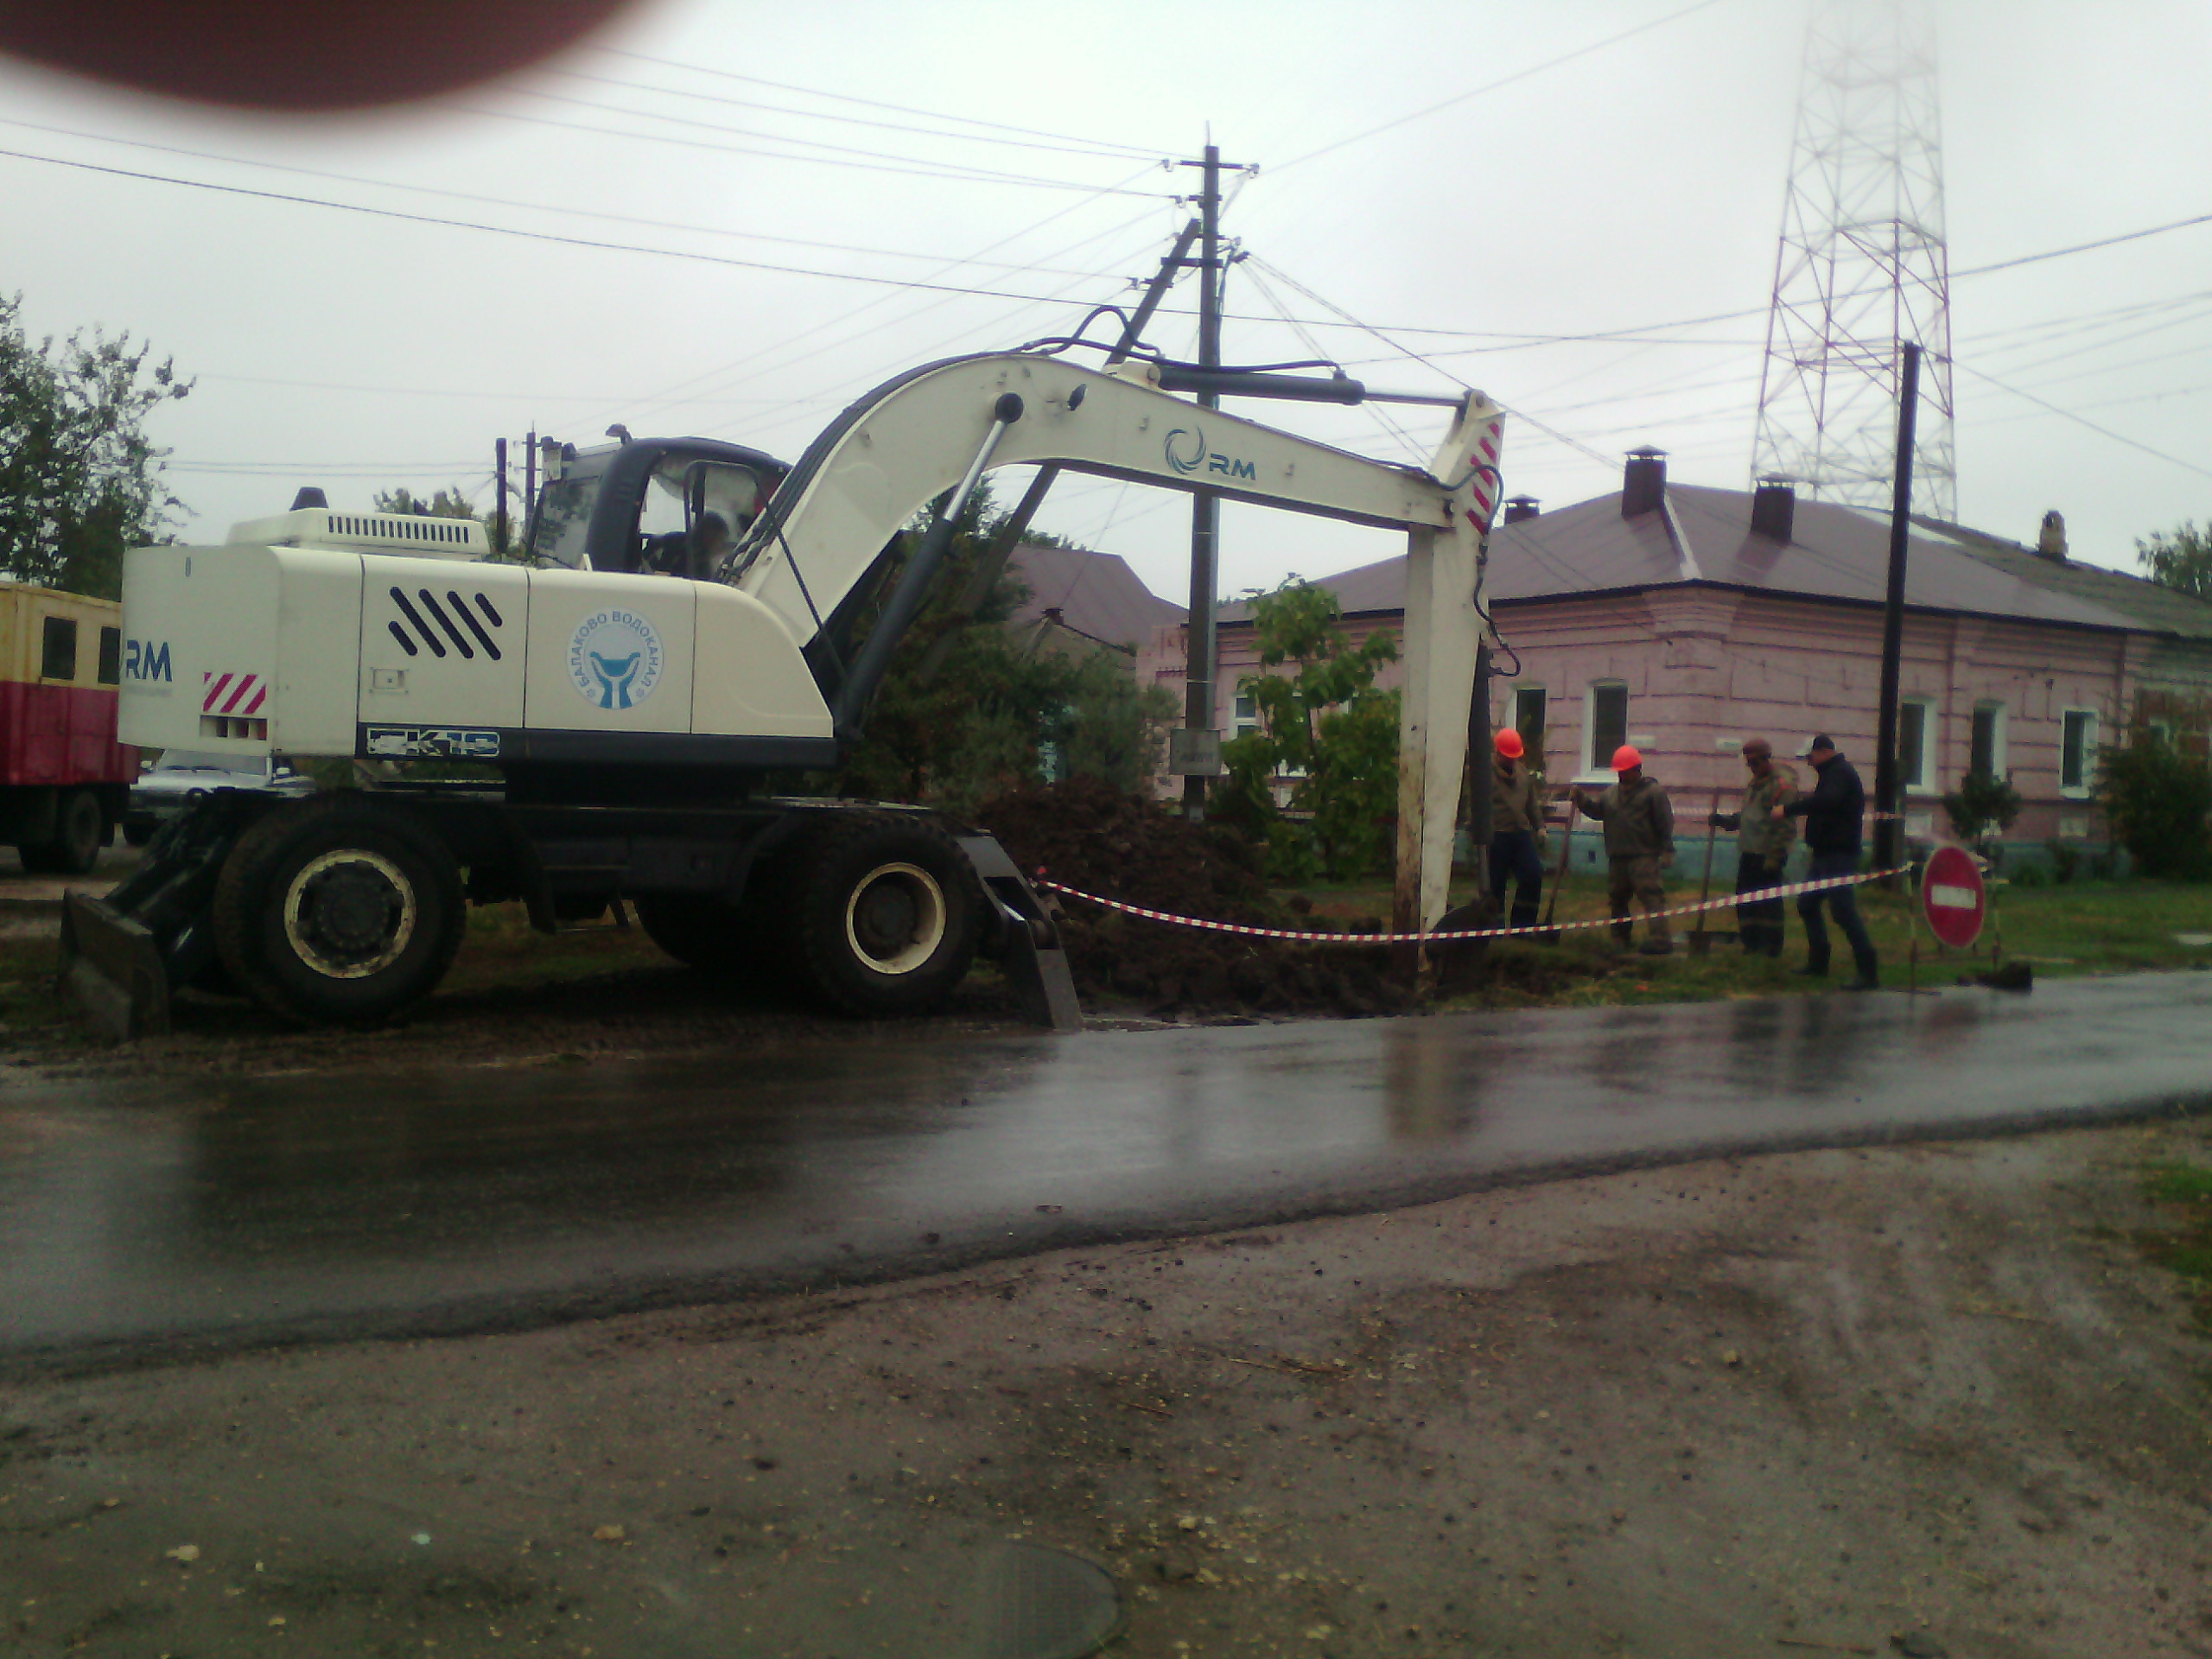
[{"x1": 1923, "y1": 844, "x2": 1987, "y2": 949}]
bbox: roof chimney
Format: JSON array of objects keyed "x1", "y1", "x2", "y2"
[
  {"x1": 2037, "y1": 510, "x2": 2068, "y2": 561},
  {"x1": 1751, "y1": 476, "x2": 1796, "y2": 543},
  {"x1": 1622, "y1": 447, "x2": 1667, "y2": 518},
  {"x1": 1500, "y1": 494, "x2": 1541, "y2": 524}
]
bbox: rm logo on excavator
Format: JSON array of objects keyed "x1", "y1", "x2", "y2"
[
  {"x1": 1164, "y1": 425, "x2": 1257, "y2": 482},
  {"x1": 124, "y1": 637, "x2": 173, "y2": 688}
]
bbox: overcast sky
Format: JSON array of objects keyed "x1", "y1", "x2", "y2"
[{"x1": 4, "y1": 0, "x2": 2209, "y2": 604}]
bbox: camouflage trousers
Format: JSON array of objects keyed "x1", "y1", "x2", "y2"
[{"x1": 1606, "y1": 855, "x2": 1671, "y2": 944}]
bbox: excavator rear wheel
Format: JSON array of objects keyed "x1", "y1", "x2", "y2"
[
  {"x1": 786, "y1": 815, "x2": 980, "y2": 1017},
  {"x1": 213, "y1": 797, "x2": 465, "y2": 1027}
]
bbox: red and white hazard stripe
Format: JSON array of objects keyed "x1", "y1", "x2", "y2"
[
  {"x1": 202, "y1": 671, "x2": 266, "y2": 715},
  {"x1": 1034, "y1": 866, "x2": 1908, "y2": 946}
]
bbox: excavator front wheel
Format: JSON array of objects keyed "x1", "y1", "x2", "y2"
[
  {"x1": 788, "y1": 816, "x2": 980, "y2": 1017},
  {"x1": 213, "y1": 797, "x2": 465, "y2": 1026}
]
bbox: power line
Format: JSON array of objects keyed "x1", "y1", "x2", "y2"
[
  {"x1": 0, "y1": 117, "x2": 1139, "y2": 280},
  {"x1": 1952, "y1": 211, "x2": 2212, "y2": 278},
  {"x1": 1268, "y1": 0, "x2": 1732, "y2": 173},
  {"x1": 0, "y1": 146, "x2": 1142, "y2": 305},
  {"x1": 592, "y1": 47, "x2": 1166, "y2": 162},
  {"x1": 1952, "y1": 360, "x2": 2212, "y2": 484},
  {"x1": 546, "y1": 67, "x2": 1162, "y2": 165},
  {"x1": 454, "y1": 99, "x2": 1173, "y2": 197}
]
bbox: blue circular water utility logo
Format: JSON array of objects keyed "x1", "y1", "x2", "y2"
[
  {"x1": 569, "y1": 607, "x2": 665, "y2": 710},
  {"x1": 1164, "y1": 425, "x2": 1207, "y2": 475}
]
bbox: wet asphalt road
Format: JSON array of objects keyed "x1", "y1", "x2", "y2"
[{"x1": 3, "y1": 973, "x2": 2208, "y2": 1374}]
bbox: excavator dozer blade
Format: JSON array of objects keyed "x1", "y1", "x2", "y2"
[{"x1": 58, "y1": 893, "x2": 174, "y2": 1041}]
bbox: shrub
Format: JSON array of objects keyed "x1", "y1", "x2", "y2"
[
  {"x1": 1942, "y1": 771, "x2": 2023, "y2": 866},
  {"x1": 2099, "y1": 732, "x2": 2212, "y2": 880},
  {"x1": 2044, "y1": 838, "x2": 2082, "y2": 885}
]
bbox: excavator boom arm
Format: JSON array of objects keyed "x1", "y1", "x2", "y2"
[{"x1": 733, "y1": 348, "x2": 1505, "y2": 947}]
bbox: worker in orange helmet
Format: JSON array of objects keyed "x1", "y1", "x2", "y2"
[
  {"x1": 1570, "y1": 744, "x2": 1677, "y2": 955},
  {"x1": 1488, "y1": 727, "x2": 1548, "y2": 932}
]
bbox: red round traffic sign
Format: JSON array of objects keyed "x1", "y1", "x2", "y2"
[{"x1": 1922, "y1": 845, "x2": 1987, "y2": 949}]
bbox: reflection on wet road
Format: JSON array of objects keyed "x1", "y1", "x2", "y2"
[{"x1": 3, "y1": 976, "x2": 2208, "y2": 1369}]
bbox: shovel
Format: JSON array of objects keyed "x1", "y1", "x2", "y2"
[
  {"x1": 1529, "y1": 802, "x2": 1575, "y2": 944},
  {"x1": 1686, "y1": 788, "x2": 1733, "y2": 958}
]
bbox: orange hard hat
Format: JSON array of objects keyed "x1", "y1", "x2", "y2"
[
  {"x1": 1611, "y1": 744, "x2": 1643, "y2": 772},
  {"x1": 1494, "y1": 728, "x2": 1524, "y2": 759}
]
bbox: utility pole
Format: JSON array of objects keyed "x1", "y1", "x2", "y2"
[
  {"x1": 523, "y1": 427, "x2": 537, "y2": 554},
  {"x1": 913, "y1": 218, "x2": 1201, "y2": 682},
  {"x1": 1176, "y1": 142, "x2": 1234, "y2": 819},
  {"x1": 1873, "y1": 341, "x2": 1923, "y2": 876},
  {"x1": 494, "y1": 436, "x2": 510, "y2": 556}
]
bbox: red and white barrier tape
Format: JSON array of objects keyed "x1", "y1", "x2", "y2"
[{"x1": 1034, "y1": 866, "x2": 1909, "y2": 945}]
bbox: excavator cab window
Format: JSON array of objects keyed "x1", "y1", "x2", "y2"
[
  {"x1": 525, "y1": 452, "x2": 607, "y2": 569},
  {"x1": 636, "y1": 456, "x2": 766, "y2": 580}
]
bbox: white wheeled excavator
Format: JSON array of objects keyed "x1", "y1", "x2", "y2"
[{"x1": 60, "y1": 348, "x2": 1504, "y2": 1036}]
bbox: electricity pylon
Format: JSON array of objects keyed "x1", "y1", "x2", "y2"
[{"x1": 1752, "y1": 0, "x2": 1956, "y2": 520}]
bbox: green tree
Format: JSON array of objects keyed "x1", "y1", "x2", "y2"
[
  {"x1": 1216, "y1": 576, "x2": 1402, "y2": 881},
  {"x1": 1942, "y1": 769, "x2": 2024, "y2": 867},
  {"x1": 0, "y1": 293, "x2": 191, "y2": 597},
  {"x1": 826, "y1": 480, "x2": 1165, "y2": 810},
  {"x1": 2100, "y1": 730, "x2": 2212, "y2": 880},
  {"x1": 2136, "y1": 522, "x2": 2212, "y2": 599},
  {"x1": 374, "y1": 486, "x2": 479, "y2": 520}
]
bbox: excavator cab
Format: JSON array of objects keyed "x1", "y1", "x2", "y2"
[{"x1": 524, "y1": 437, "x2": 786, "y2": 577}]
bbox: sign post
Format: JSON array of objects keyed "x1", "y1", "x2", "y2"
[{"x1": 1921, "y1": 844, "x2": 1986, "y2": 951}]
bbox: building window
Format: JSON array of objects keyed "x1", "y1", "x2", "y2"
[
  {"x1": 1969, "y1": 701, "x2": 2006, "y2": 780},
  {"x1": 1897, "y1": 698, "x2": 1936, "y2": 791},
  {"x1": 97, "y1": 626, "x2": 122, "y2": 685},
  {"x1": 1232, "y1": 691, "x2": 1260, "y2": 739},
  {"x1": 2060, "y1": 709, "x2": 2098, "y2": 795},
  {"x1": 1511, "y1": 686, "x2": 1547, "y2": 766},
  {"x1": 40, "y1": 614, "x2": 77, "y2": 681},
  {"x1": 2146, "y1": 717, "x2": 2176, "y2": 748},
  {"x1": 1586, "y1": 681, "x2": 1628, "y2": 776}
]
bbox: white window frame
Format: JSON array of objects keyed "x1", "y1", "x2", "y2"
[
  {"x1": 2147, "y1": 717, "x2": 2177, "y2": 749},
  {"x1": 1580, "y1": 680, "x2": 1629, "y2": 782},
  {"x1": 2059, "y1": 707, "x2": 2099, "y2": 798},
  {"x1": 1969, "y1": 700, "x2": 2009, "y2": 780},
  {"x1": 1898, "y1": 696, "x2": 1939, "y2": 793},
  {"x1": 1231, "y1": 691, "x2": 1260, "y2": 740}
]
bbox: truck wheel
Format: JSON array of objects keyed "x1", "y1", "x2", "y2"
[
  {"x1": 49, "y1": 789, "x2": 105, "y2": 876},
  {"x1": 212, "y1": 798, "x2": 464, "y2": 1026},
  {"x1": 788, "y1": 816, "x2": 979, "y2": 1017},
  {"x1": 17, "y1": 790, "x2": 104, "y2": 876},
  {"x1": 122, "y1": 820, "x2": 154, "y2": 849}
]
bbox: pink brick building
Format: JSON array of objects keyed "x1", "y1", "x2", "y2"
[{"x1": 1137, "y1": 451, "x2": 2212, "y2": 861}]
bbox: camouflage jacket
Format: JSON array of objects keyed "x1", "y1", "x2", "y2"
[
  {"x1": 1491, "y1": 759, "x2": 1546, "y2": 837},
  {"x1": 1573, "y1": 775, "x2": 1675, "y2": 861},
  {"x1": 1721, "y1": 765, "x2": 1801, "y2": 859}
]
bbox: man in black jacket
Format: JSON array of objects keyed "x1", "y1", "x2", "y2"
[{"x1": 1774, "y1": 734, "x2": 1879, "y2": 990}]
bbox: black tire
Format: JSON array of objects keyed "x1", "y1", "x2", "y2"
[
  {"x1": 212, "y1": 797, "x2": 465, "y2": 1026},
  {"x1": 49, "y1": 789, "x2": 105, "y2": 876},
  {"x1": 785, "y1": 815, "x2": 980, "y2": 1017},
  {"x1": 121, "y1": 819, "x2": 154, "y2": 849},
  {"x1": 16, "y1": 790, "x2": 102, "y2": 876}
]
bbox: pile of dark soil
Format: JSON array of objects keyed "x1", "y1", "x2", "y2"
[{"x1": 974, "y1": 777, "x2": 1413, "y2": 1017}]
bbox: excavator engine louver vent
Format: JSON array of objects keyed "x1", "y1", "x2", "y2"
[{"x1": 385, "y1": 586, "x2": 505, "y2": 661}]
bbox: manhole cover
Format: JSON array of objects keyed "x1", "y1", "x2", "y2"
[{"x1": 976, "y1": 1541, "x2": 1121, "y2": 1659}]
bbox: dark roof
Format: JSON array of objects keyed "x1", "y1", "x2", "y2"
[
  {"x1": 1217, "y1": 484, "x2": 2212, "y2": 640},
  {"x1": 1003, "y1": 542, "x2": 1183, "y2": 648}
]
